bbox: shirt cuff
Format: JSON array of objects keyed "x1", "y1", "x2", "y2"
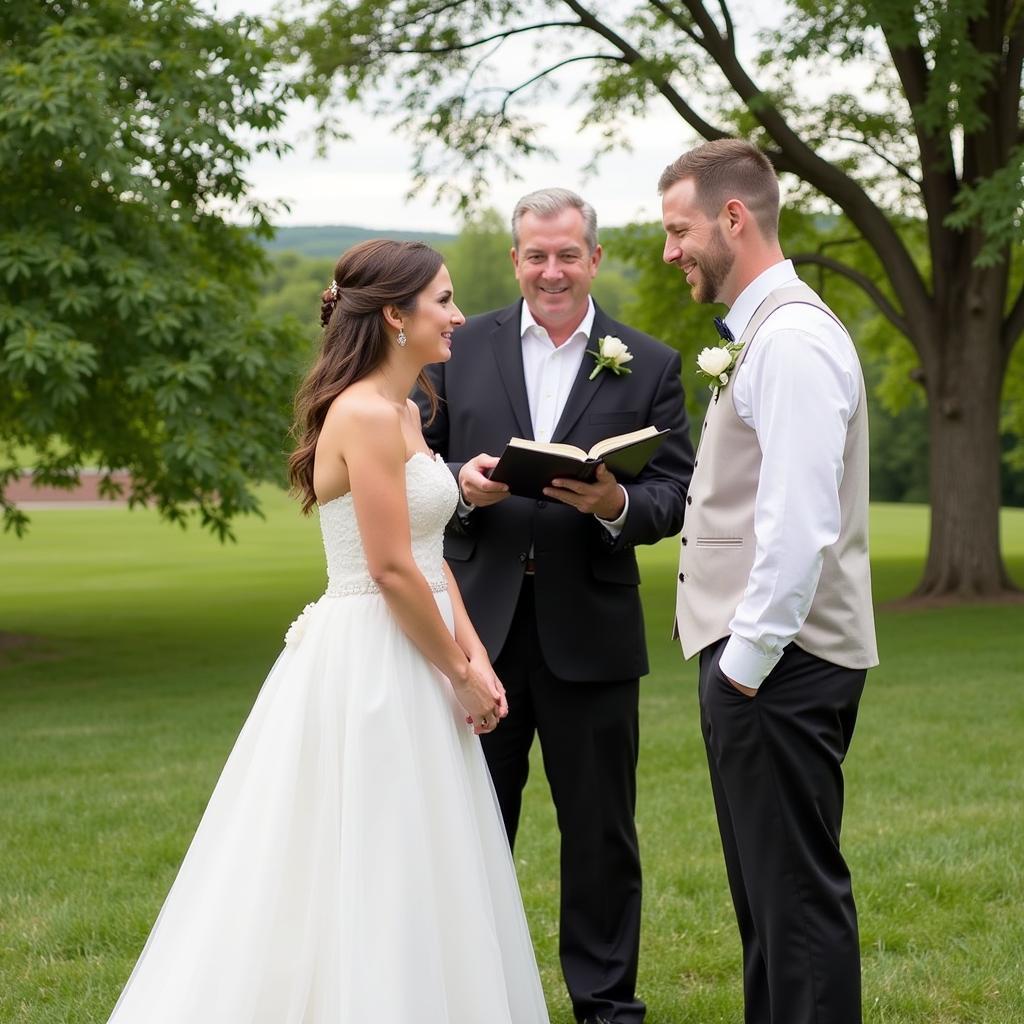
[
  {"x1": 457, "y1": 494, "x2": 475, "y2": 517},
  {"x1": 719, "y1": 633, "x2": 783, "y2": 690},
  {"x1": 595, "y1": 485, "x2": 629, "y2": 537}
]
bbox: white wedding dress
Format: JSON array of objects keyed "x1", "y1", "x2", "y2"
[{"x1": 107, "y1": 452, "x2": 549, "y2": 1024}]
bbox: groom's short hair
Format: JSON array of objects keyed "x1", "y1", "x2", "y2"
[
  {"x1": 658, "y1": 140, "x2": 780, "y2": 240},
  {"x1": 512, "y1": 188, "x2": 599, "y2": 254}
]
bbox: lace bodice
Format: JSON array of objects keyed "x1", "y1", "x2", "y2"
[{"x1": 318, "y1": 451, "x2": 458, "y2": 596}]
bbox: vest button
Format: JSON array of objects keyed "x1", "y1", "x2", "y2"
[
  {"x1": 681, "y1": 536, "x2": 687, "y2": 545},
  {"x1": 678, "y1": 572, "x2": 685, "y2": 582},
  {"x1": 536, "y1": 500, "x2": 547, "y2": 508},
  {"x1": 686, "y1": 495, "x2": 693, "y2": 505},
  {"x1": 518, "y1": 552, "x2": 527, "y2": 562}
]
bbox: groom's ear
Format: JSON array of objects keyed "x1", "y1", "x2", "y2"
[
  {"x1": 722, "y1": 199, "x2": 749, "y2": 238},
  {"x1": 589, "y1": 243, "x2": 603, "y2": 276}
]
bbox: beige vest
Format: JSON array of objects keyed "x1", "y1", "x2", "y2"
[{"x1": 674, "y1": 283, "x2": 879, "y2": 670}]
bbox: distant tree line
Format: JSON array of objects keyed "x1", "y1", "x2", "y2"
[{"x1": 257, "y1": 212, "x2": 1024, "y2": 509}]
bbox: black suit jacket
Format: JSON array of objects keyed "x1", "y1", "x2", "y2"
[{"x1": 418, "y1": 299, "x2": 694, "y2": 682}]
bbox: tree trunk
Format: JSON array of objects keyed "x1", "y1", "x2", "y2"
[{"x1": 914, "y1": 291, "x2": 1020, "y2": 599}]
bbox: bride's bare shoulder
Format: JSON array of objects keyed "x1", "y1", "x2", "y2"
[
  {"x1": 318, "y1": 386, "x2": 403, "y2": 465},
  {"x1": 324, "y1": 386, "x2": 399, "y2": 433}
]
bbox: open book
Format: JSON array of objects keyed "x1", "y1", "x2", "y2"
[{"x1": 488, "y1": 426, "x2": 669, "y2": 502}]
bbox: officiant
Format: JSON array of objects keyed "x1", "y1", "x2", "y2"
[{"x1": 416, "y1": 188, "x2": 693, "y2": 1024}]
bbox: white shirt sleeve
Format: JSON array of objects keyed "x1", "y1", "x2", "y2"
[
  {"x1": 719, "y1": 319, "x2": 860, "y2": 689},
  {"x1": 595, "y1": 485, "x2": 629, "y2": 536}
]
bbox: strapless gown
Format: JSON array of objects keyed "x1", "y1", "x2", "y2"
[{"x1": 106, "y1": 452, "x2": 550, "y2": 1024}]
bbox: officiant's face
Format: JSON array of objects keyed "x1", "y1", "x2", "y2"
[
  {"x1": 661, "y1": 178, "x2": 736, "y2": 305},
  {"x1": 512, "y1": 208, "x2": 602, "y2": 334}
]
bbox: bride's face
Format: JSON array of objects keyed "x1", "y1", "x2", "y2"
[{"x1": 403, "y1": 265, "x2": 465, "y2": 364}]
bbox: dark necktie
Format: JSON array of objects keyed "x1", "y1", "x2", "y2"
[{"x1": 713, "y1": 316, "x2": 734, "y2": 343}]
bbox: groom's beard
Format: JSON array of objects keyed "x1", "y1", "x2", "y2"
[{"x1": 692, "y1": 225, "x2": 735, "y2": 305}]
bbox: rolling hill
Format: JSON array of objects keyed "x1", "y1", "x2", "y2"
[{"x1": 264, "y1": 225, "x2": 458, "y2": 259}]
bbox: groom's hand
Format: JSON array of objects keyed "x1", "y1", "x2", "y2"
[
  {"x1": 726, "y1": 675, "x2": 758, "y2": 698},
  {"x1": 545, "y1": 464, "x2": 626, "y2": 520},
  {"x1": 458, "y1": 452, "x2": 510, "y2": 507}
]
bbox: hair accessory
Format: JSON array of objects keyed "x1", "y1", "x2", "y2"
[
  {"x1": 397, "y1": 329, "x2": 407, "y2": 347},
  {"x1": 320, "y1": 280, "x2": 341, "y2": 328}
]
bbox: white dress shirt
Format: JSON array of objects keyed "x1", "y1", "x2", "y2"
[
  {"x1": 718, "y1": 260, "x2": 864, "y2": 689},
  {"x1": 520, "y1": 298, "x2": 594, "y2": 443},
  {"x1": 459, "y1": 297, "x2": 628, "y2": 533}
]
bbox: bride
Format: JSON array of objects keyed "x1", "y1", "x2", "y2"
[{"x1": 105, "y1": 240, "x2": 550, "y2": 1023}]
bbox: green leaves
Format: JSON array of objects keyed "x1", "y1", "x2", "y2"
[
  {"x1": 3, "y1": 324, "x2": 60, "y2": 376},
  {"x1": 945, "y1": 144, "x2": 1024, "y2": 267},
  {"x1": 0, "y1": 0, "x2": 303, "y2": 539}
]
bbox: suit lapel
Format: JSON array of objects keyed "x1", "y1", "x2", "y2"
[
  {"x1": 552, "y1": 303, "x2": 611, "y2": 442},
  {"x1": 489, "y1": 300, "x2": 534, "y2": 440}
]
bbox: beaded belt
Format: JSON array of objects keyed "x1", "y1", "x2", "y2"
[{"x1": 324, "y1": 578, "x2": 448, "y2": 597}]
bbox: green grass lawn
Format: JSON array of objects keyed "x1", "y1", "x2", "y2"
[{"x1": 2, "y1": 497, "x2": 1023, "y2": 1023}]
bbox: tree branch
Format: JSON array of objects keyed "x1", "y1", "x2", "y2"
[
  {"x1": 678, "y1": 0, "x2": 734, "y2": 49},
  {"x1": 831, "y1": 133, "x2": 920, "y2": 185},
  {"x1": 560, "y1": 0, "x2": 731, "y2": 141},
  {"x1": 880, "y1": 28, "x2": 958, "y2": 292},
  {"x1": 392, "y1": 0, "x2": 473, "y2": 33},
  {"x1": 377, "y1": 21, "x2": 583, "y2": 56},
  {"x1": 495, "y1": 54, "x2": 624, "y2": 113},
  {"x1": 646, "y1": 0, "x2": 703, "y2": 46},
  {"x1": 647, "y1": 0, "x2": 734, "y2": 53},
  {"x1": 661, "y1": 0, "x2": 935, "y2": 336},
  {"x1": 462, "y1": 32, "x2": 514, "y2": 94},
  {"x1": 790, "y1": 252, "x2": 910, "y2": 337},
  {"x1": 966, "y1": 1, "x2": 1022, "y2": 178},
  {"x1": 717, "y1": 0, "x2": 736, "y2": 49},
  {"x1": 997, "y1": 7, "x2": 1023, "y2": 162}
]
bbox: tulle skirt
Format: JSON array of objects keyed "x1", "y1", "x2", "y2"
[{"x1": 107, "y1": 591, "x2": 549, "y2": 1024}]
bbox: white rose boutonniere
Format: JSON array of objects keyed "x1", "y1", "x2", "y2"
[
  {"x1": 284, "y1": 602, "x2": 318, "y2": 648},
  {"x1": 696, "y1": 342, "x2": 744, "y2": 397},
  {"x1": 588, "y1": 335, "x2": 634, "y2": 380}
]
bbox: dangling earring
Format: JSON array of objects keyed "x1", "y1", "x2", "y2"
[{"x1": 397, "y1": 329, "x2": 407, "y2": 347}]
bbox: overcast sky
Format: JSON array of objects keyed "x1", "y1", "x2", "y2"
[{"x1": 202, "y1": 0, "x2": 791, "y2": 233}]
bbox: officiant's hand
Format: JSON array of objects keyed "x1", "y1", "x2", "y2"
[
  {"x1": 458, "y1": 453, "x2": 510, "y2": 507},
  {"x1": 545, "y1": 464, "x2": 626, "y2": 520}
]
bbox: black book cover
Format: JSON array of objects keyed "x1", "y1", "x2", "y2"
[{"x1": 489, "y1": 429, "x2": 668, "y2": 502}]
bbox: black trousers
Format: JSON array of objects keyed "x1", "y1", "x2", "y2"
[
  {"x1": 699, "y1": 638, "x2": 867, "y2": 1024},
  {"x1": 482, "y1": 578, "x2": 645, "y2": 1024}
]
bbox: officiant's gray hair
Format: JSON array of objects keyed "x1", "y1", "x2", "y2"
[{"x1": 512, "y1": 188, "x2": 598, "y2": 254}]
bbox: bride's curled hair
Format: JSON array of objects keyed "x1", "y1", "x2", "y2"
[{"x1": 288, "y1": 239, "x2": 443, "y2": 514}]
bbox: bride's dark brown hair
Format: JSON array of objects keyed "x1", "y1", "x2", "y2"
[{"x1": 288, "y1": 239, "x2": 443, "y2": 514}]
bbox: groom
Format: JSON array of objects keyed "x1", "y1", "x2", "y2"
[
  {"x1": 418, "y1": 188, "x2": 693, "y2": 1024},
  {"x1": 663, "y1": 139, "x2": 879, "y2": 1023}
]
